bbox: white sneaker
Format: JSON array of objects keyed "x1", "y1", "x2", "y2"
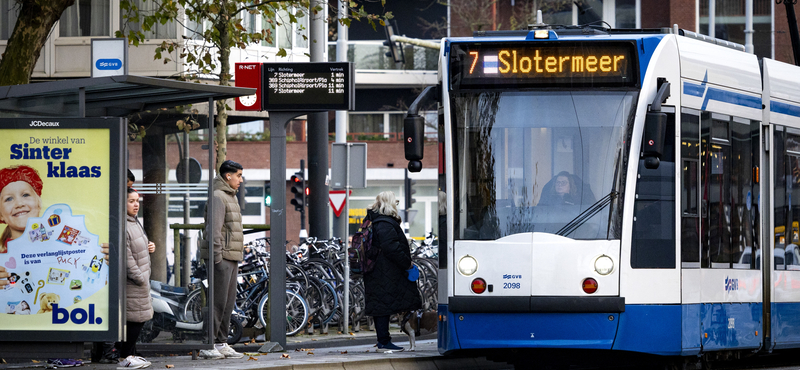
[
  {"x1": 218, "y1": 343, "x2": 244, "y2": 359},
  {"x1": 117, "y1": 355, "x2": 151, "y2": 369},
  {"x1": 199, "y1": 348, "x2": 225, "y2": 360}
]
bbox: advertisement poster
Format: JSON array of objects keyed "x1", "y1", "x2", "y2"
[{"x1": 0, "y1": 118, "x2": 122, "y2": 339}]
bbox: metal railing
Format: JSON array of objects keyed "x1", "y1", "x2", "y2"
[{"x1": 135, "y1": 183, "x2": 208, "y2": 195}]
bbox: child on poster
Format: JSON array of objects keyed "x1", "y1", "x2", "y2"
[{"x1": 0, "y1": 165, "x2": 43, "y2": 253}]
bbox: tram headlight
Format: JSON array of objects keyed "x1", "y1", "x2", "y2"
[
  {"x1": 457, "y1": 255, "x2": 478, "y2": 276},
  {"x1": 594, "y1": 255, "x2": 614, "y2": 275}
]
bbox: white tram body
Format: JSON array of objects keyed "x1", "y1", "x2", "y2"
[{"x1": 428, "y1": 28, "x2": 800, "y2": 358}]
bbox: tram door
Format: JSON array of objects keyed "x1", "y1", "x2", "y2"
[{"x1": 770, "y1": 126, "x2": 800, "y2": 346}]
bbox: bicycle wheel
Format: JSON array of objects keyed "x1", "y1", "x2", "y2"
[
  {"x1": 316, "y1": 278, "x2": 339, "y2": 325},
  {"x1": 227, "y1": 315, "x2": 243, "y2": 345},
  {"x1": 285, "y1": 290, "x2": 310, "y2": 336},
  {"x1": 257, "y1": 290, "x2": 310, "y2": 337},
  {"x1": 183, "y1": 288, "x2": 205, "y2": 323},
  {"x1": 286, "y1": 262, "x2": 309, "y2": 289},
  {"x1": 347, "y1": 280, "x2": 366, "y2": 325}
]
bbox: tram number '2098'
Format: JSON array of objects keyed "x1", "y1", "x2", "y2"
[{"x1": 503, "y1": 282, "x2": 521, "y2": 289}]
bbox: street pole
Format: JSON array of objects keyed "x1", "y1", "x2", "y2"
[
  {"x1": 308, "y1": 0, "x2": 330, "y2": 240},
  {"x1": 745, "y1": 0, "x2": 753, "y2": 53},
  {"x1": 709, "y1": 0, "x2": 715, "y2": 38},
  {"x1": 182, "y1": 131, "x2": 190, "y2": 287},
  {"x1": 334, "y1": 0, "x2": 350, "y2": 332},
  {"x1": 333, "y1": 1, "x2": 349, "y2": 251},
  {"x1": 343, "y1": 143, "x2": 351, "y2": 333}
]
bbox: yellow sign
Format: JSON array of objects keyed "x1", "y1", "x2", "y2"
[{"x1": 0, "y1": 128, "x2": 110, "y2": 331}]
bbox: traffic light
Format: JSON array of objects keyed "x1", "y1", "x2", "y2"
[
  {"x1": 383, "y1": 22, "x2": 403, "y2": 65},
  {"x1": 264, "y1": 183, "x2": 271, "y2": 207},
  {"x1": 405, "y1": 173, "x2": 416, "y2": 210},
  {"x1": 290, "y1": 171, "x2": 305, "y2": 212}
]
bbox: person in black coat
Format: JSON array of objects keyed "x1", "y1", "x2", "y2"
[{"x1": 363, "y1": 191, "x2": 422, "y2": 352}]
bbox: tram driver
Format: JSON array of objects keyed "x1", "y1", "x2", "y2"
[{"x1": 540, "y1": 171, "x2": 595, "y2": 206}]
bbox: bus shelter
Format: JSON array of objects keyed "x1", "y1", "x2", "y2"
[{"x1": 0, "y1": 75, "x2": 255, "y2": 358}]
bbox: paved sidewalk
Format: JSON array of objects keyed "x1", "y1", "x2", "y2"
[
  {"x1": 1, "y1": 328, "x2": 512, "y2": 370},
  {"x1": 3, "y1": 340, "x2": 511, "y2": 370}
]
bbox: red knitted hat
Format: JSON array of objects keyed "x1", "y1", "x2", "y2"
[{"x1": 0, "y1": 165, "x2": 43, "y2": 224}]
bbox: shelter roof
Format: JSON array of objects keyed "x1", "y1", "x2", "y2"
[{"x1": 0, "y1": 75, "x2": 255, "y2": 118}]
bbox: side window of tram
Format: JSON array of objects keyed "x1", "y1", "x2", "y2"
[
  {"x1": 631, "y1": 111, "x2": 676, "y2": 269},
  {"x1": 680, "y1": 111, "x2": 700, "y2": 267},
  {"x1": 773, "y1": 127, "x2": 800, "y2": 270},
  {"x1": 700, "y1": 114, "x2": 759, "y2": 269}
]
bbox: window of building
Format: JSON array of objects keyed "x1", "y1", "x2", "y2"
[
  {"x1": 59, "y1": 0, "x2": 110, "y2": 37},
  {"x1": 124, "y1": 0, "x2": 176, "y2": 39},
  {"x1": 0, "y1": 0, "x2": 19, "y2": 40},
  {"x1": 699, "y1": 0, "x2": 772, "y2": 59},
  {"x1": 262, "y1": 6, "x2": 307, "y2": 50}
]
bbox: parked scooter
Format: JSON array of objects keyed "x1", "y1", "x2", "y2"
[{"x1": 138, "y1": 278, "x2": 243, "y2": 344}]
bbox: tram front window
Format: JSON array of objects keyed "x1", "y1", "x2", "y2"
[{"x1": 453, "y1": 90, "x2": 638, "y2": 240}]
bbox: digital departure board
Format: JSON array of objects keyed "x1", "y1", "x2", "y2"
[
  {"x1": 262, "y1": 62, "x2": 355, "y2": 111},
  {"x1": 449, "y1": 41, "x2": 638, "y2": 89}
]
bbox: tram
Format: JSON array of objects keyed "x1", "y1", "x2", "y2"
[{"x1": 402, "y1": 25, "x2": 800, "y2": 363}]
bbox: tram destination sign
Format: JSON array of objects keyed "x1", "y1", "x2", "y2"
[
  {"x1": 262, "y1": 62, "x2": 355, "y2": 111},
  {"x1": 450, "y1": 41, "x2": 638, "y2": 89}
]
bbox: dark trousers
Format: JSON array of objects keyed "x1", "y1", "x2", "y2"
[
  {"x1": 119, "y1": 321, "x2": 145, "y2": 358},
  {"x1": 213, "y1": 259, "x2": 238, "y2": 344},
  {"x1": 374, "y1": 315, "x2": 391, "y2": 345}
]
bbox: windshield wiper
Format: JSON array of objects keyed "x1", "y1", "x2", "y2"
[
  {"x1": 606, "y1": 149, "x2": 622, "y2": 239},
  {"x1": 556, "y1": 191, "x2": 618, "y2": 237}
]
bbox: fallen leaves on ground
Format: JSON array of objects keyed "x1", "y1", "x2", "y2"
[
  {"x1": 340, "y1": 351, "x2": 348, "y2": 354},
  {"x1": 165, "y1": 365, "x2": 174, "y2": 368},
  {"x1": 31, "y1": 360, "x2": 40, "y2": 364},
  {"x1": 307, "y1": 352, "x2": 314, "y2": 355},
  {"x1": 248, "y1": 356, "x2": 258, "y2": 361},
  {"x1": 249, "y1": 338, "x2": 256, "y2": 344},
  {"x1": 349, "y1": 332, "x2": 355, "y2": 335},
  {"x1": 280, "y1": 354, "x2": 290, "y2": 359}
]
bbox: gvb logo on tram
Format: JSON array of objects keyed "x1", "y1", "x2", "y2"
[
  {"x1": 724, "y1": 277, "x2": 739, "y2": 292},
  {"x1": 52, "y1": 304, "x2": 103, "y2": 325}
]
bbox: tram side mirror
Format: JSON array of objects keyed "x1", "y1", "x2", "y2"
[
  {"x1": 643, "y1": 111, "x2": 667, "y2": 169},
  {"x1": 405, "y1": 114, "x2": 425, "y2": 172}
]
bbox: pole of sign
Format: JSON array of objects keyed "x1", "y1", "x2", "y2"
[
  {"x1": 343, "y1": 143, "x2": 351, "y2": 332},
  {"x1": 206, "y1": 97, "x2": 215, "y2": 348},
  {"x1": 182, "y1": 131, "x2": 190, "y2": 287}
]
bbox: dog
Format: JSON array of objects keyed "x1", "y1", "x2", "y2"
[{"x1": 399, "y1": 310, "x2": 438, "y2": 351}]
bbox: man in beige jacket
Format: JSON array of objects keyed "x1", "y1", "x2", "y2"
[{"x1": 200, "y1": 160, "x2": 245, "y2": 360}]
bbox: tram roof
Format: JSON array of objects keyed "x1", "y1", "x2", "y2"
[{"x1": 0, "y1": 75, "x2": 255, "y2": 118}]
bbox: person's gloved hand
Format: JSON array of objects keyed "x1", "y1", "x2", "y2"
[{"x1": 406, "y1": 265, "x2": 419, "y2": 282}]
